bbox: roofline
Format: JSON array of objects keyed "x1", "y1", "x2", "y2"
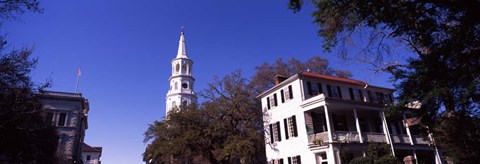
[
  {"x1": 256, "y1": 73, "x2": 300, "y2": 98},
  {"x1": 256, "y1": 72, "x2": 394, "y2": 99}
]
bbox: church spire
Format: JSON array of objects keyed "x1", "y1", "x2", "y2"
[{"x1": 176, "y1": 26, "x2": 188, "y2": 58}]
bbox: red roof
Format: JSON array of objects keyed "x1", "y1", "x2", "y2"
[{"x1": 300, "y1": 72, "x2": 366, "y2": 85}]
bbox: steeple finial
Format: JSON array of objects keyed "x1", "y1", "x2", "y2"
[{"x1": 176, "y1": 26, "x2": 188, "y2": 58}]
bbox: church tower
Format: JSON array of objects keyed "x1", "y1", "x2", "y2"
[{"x1": 166, "y1": 28, "x2": 197, "y2": 115}]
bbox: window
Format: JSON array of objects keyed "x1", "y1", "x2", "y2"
[
  {"x1": 283, "y1": 85, "x2": 294, "y2": 102},
  {"x1": 288, "y1": 155, "x2": 301, "y2": 164},
  {"x1": 376, "y1": 92, "x2": 385, "y2": 103},
  {"x1": 327, "y1": 85, "x2": 342, "y2": 99},
  {"x1": 175, "y1": 63, "x2": 180, "y2": 73},
  {"x1": 368, "y1": 91, "x2": 378, "y2": 103},
  {"x1": 272, "y1": 158, "x2": 284, "y2": 164},
  {"x1": 269, "y1": 122, "x2": 281, "y2": 143},
  {"x1": 86, "y1": 155, "x2": 91, "y2": 161},
  {"x1": 317, "y1": 83, "x2": 323, "y2": 94},
  {"x1": 280, "y1": 89, "x2": 285, "y2": 103},
  {"x1": 306, "y1": 81, "x2": 320, "y2": 97},
  {"x1": 46, "y1": 112, "x2": 54, "y2": 125},
  {"x1": 349, "y1": 88, "x2": 363, "y2": 101},
  {"x1": 182, "y1": 101, "x2": 187, "y2": 107},
  {"x1": 57, "y1": 112, "x2": 67, "y2": 127},
  {"x1": 182, "y1": 82, "x2": 188, "y2": 89},
  {"x1": 288, "y1": 85, "x2": 293, "y2": 99},
  {"x1": 307, "y1": 81, "x2": 313, "y2": 96},
  {"x1": 284, "y1": 115, "x2": 298, "y2": 139}
]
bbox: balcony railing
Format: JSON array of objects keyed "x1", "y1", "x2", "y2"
[
  {"x1": 333, "y1": 131, "x2": 361, "y2": 143},
  {"x1": 308, "y1": 132, "x2": 429, "y2": 148},
  {"x1": 412, "y1": 135, "x2": 430, "y2": 145},
  {"x1": 391, "y1": 134, "x2": 410, "y2": 144},
  {"x1": 362, "y1": 132, "x2": 386, "y2": 143},
  {"x1": 308, "y1": 132, "x2": 329, "y2": 147}
]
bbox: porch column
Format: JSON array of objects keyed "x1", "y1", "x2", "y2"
[
  {"x1": 403, "y1": 113, "x2": 414, "y2": 145},
  {"x1": 353, "y1": 108, "x2": 363, "y2": 143},
  {"x1": 324, "y1": 105, "x2": 333, "y2": 143},
  {"x1": 324, "y1": 105, "x2": 336, "y2": 163},
  {"x1": 413, "y1": 149, "x2": 418, "y2": 164},
  {"x1": 380, "y1": 111, "x2": 395, "y2": 157}
]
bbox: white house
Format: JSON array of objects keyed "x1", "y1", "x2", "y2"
[
  {"x1": 257, "y1": 72, "x2": 443, "y2": 164},
  {"x1": 82, "y1": 143, "x2": 102, "y2": 164}
]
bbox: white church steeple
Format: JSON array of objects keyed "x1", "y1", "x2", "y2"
[
  {"x1": 176, "y1": 27, "x2": 188, "y2": 58},
  {"x1": 166, "y1": 28, "x2": 197, "y2": 116}
]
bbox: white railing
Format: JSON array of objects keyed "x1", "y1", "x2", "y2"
[
  {"x1": 308, "y1": 132, "x2": 329, "y2": 146},
  {"x1": 362, "y1": 132, "x2": 386, "y2": 143},
  {"x1": 412, "y1": 135, "x2": 430, "y2": 145},
  {"x1": 333, "y1": 131, "x2": 361, "y2": 143},
  {"x1": 391, "y1": 134, "x2": 410, "y2": 144}
]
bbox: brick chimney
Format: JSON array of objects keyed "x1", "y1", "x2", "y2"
[{"x1": 274, "y1": 75, "x2": 288, "y2": 85}]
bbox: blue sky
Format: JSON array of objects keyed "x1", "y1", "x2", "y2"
[{"x1": 3, "y1": 1, "x2": 401, "y2": 163}]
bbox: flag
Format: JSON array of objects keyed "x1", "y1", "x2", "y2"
[{"x1": 77, "y1": 67, "x2": 81, "y2": 77}]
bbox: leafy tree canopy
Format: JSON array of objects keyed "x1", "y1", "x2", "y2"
[
  {"x1": 144, "y1": 71, "x2": 265, "y2": 164},
  {"x1": 251, "y1": 55, "x2": 352, "y2": 94},
  {"x1": 0, "y1": 47, "x2": 58, "y2": 163},
  {"x1": 288, "y1": 0, "x2": 480, "y2": 162}
]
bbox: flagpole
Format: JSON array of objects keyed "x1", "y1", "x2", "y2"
[{"x1": 75, "y1": 67, "x2": 81, "y2": 93}]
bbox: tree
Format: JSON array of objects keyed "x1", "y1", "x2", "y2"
[
  {"x1": 0, "y1": 1, "x2": 58, "y2": 163},
  {"x1": 144, "y1": 71, "x2": 265, "y2": 163},
  {"x1": 288, "y1": 0, "x2": 480, "y2": 162},
  {"x1": 251, "y1": 56, "x2": 352, "y2": 94},
  {"x1": 0, "y1": 49, "x2": 58, "y2": 163}
]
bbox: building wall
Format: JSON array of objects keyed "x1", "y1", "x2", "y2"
[
  {"x1": 41, "y1": 91, "x2": 88, "y2": 163},
  {"x1": 82, "y1": 152, "x2": 101, "y2": 164}
]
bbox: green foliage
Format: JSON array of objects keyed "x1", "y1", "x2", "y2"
[
  {"x1": 0, "y1": 1, "x2": 58, "y2": 163},
  {"x1": 366, "y1": 142, "x2": 391, "y2": 160},
  {"x1": 144, "y1": 71, "x2": 265, "y2": 163},
  {"x1": 374, "y1": 155, "x2": 401, "y2": 164},
  {"x1": 289, "y1": 0, "x2": 480, "y2": 162},
  {"x1": 251, "y1": 56, "x2": 352, "y2": 94},
  {"x1": 0, "y1": 47, "x2": 58, "y2": 163},
  {"x1": 349, "y1": 157, "x2": 372, "y2": 164}
]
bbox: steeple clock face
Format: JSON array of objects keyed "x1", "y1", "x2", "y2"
[{"x1": 182, "y1": 83, "x2": 188, "y2": 89}]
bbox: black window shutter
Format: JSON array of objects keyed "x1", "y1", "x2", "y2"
[
  {"x1": 288, "y1": 85, "x2": 293, "y2": 99},
  {"x1": 307, "y1": 81, "x2": 312, "y2": 96},
  {"x1": 337, "y1": 86, "x2": 343, "y2": 99},
  {"x1": 358, "y1": 89, "x2": 364, "y2": 102},
  {"x1": 349, "y1": 88, "x2": 354, "y2": 100},
  {"x1": 284, "y1": 118, "x2": 289, "y2": 139},
  {"x1": 318, "y1": 83, "x2": 323, "y2": 94},
  {"x1": 296, "y1": 155, "x2": 301, "y2": 164},
  {"x1": 367, "y1": 91, "x2": 373, "y2": 102},
  {"x1": 269, "y1": 124, "x2": 274, "y2": 143},
  {"x1": 281, "y1": 90, "x2": 285, "y2": 103},
  {"x1": 276, "y1": 122, "x2": 282, "y2": 141},
  {"x1": 292, "y1": 115, "x2": 298, "y2": 137},
  {"x1": 279, "y1": 158, "x2": 284, "y2": 164},
  {"x1": 274, "y1": 94, "x2": 278, "y2": 106},
  {"x1": 327, "y1": 85, "x2": 332, "y2": 97},
  {"x1": 388, "y1": 94, "x2": 393, "y2": 103},
  {"x1": 267, "y1": 97, "x2": 271, "y2": 109},
  {"x1": 288, "y1": 157, "x2": 292, "y2": 164}
]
